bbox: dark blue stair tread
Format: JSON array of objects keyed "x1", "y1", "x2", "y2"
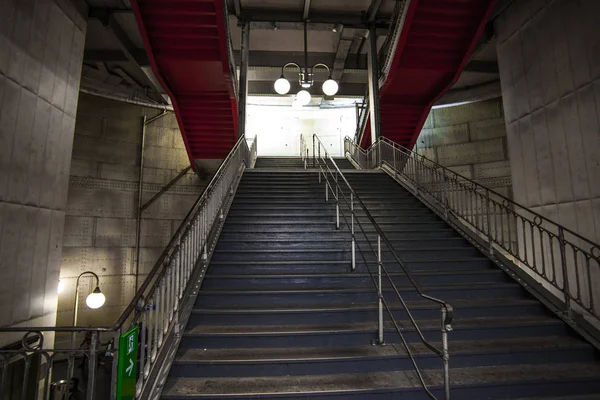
[
  {"x1": 209, "y1": 257, "x2": 490, "y2": 264},
  {"x1": 173, "y1": 336, "x2": 591, "y2": 363},
  {"x1": 204, "y1": 270, "x2": 502, "y2": 278},
  {"x1": 211, "y1": 247, "x2": 473, "y2": 254},
  {"x1": 161, "y1": 363, "x2": 600, "y2": 398},
  {"x1": 184, "y1": 316, "x2": 562, "y2": 335},
  {"x1": 222, "y1": 219, "x2": 438, "y2": 225},
  {"x1": 195, "y1": 281, "x2": 518, "y2": 295},
  {"x1": 192, "y1": 297, "x2": 542, "y2": 313},
  {"x1": 215, "y1": 237, "x2": 467, "y2": 244},
  {"x1": 223, "y1": 213, "x2": 432, "y2": 218}
]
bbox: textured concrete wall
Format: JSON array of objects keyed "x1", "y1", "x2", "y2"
[
  {"x1": 57, "y1": 93, "x2": 207, "y2": 332},
  {"x1": 496, "y1": 0, "x2": 600, "y2": 244},
  {"x1": 414, "y1": 97, "x2": 512, "y2": 197},
  {"x1": 0, "y1": 0, "x2": 87, "y2": 331}
]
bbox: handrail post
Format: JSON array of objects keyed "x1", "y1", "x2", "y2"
[
  {"x1": 377, "y1": 235, "x2": 384, "y2": 345},
  {"x1": 318, "y1": 141, "x2": 321, "y2": 165},
  {"x1": 335, "y1": 171, "x2": 340, "y2": 229},
  {"x1": 392, "y1": 144, "x2": 397, "y2": 178},
  {"x1": 110, "y1": 327, "x2": 122, "y2": 400},
  {"x1": 442, "y1": 172, "x2": 449, "y2": 219},
  {"x1": 305, "y1": 149, "x2": 308, "y2": 169},
  {"x1": 313, "y1": 136, "x2": 316, "y2": 168},
  {"x1": 86, "y1": 331, "x2": 98, "y2": 400},
  {"x1": 558, "y1": 227, "x2": 572, "y2": 319},
  {"x1": 351, "y1": 192, "x2": 356, "y2": 272},
  {"x1": 441, "y1": 307, "x2": 451, "y2": 400},
  {"x1": 485, "y1": 189, "x2": 493, "y2": 256}
]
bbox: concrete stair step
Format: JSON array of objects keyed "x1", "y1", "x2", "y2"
[
  {"x1": 170, "y1": 337, "x2": 595, "y2": 378},
  {"x1": 162, "y1": 363, "x2": 600, "y2": 399}
]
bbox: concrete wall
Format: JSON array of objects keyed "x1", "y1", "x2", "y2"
[
  {"x1": 0, "y1": 0, "x2": 87, "y2": 332},
  {"x1": 414, "y1": 97, "x2": 512, "y2": 197},
  {"x1": 56, "y1": 93, "x2": 207, "y2": 333},
  {"x1": 496, "y1": 0, "x2": 600, "y2": 244}
]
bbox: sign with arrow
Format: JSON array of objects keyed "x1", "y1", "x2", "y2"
[{"x1": 117, "y1": 326, "x2": 139, "y2": 400}]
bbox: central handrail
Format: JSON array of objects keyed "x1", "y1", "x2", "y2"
[{"x1": 313, "y1": 134, "x2": 453, "y2": 400}]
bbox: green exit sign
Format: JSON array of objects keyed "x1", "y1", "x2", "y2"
[{"x1": 117, "y1": 326, "x2": 139, "y2": 400}]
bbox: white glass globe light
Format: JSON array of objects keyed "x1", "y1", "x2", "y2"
[
  {"x1": 322, "y1": 79, "x2": 339, "y2": 96},
  {"x1": 296, "y1": 90, "x2": 312, "y2": 106},
  {"x1": 86, "y1": 288, "x2": 106, "y2": 309},
  {"x1": 274, "y1": 77, "x2": 291, "y2": 95}
]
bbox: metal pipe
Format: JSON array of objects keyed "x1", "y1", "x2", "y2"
[
  {"x1": 145, "y1": 110, "x2": 168, "y2": 126},
  {"x1": 335, "y1": 171, "x2": 340, "y2": 229},
  {"x1": 238, "y1": 22, "x2": 250, "y2": 138},
  {"x1": 366, "y1": 0, "x2": 384, "y2": 23},
  {"x1": 558, "y1": 227, "x2": 572, "y2": 319},
  {"x1": 86, "y1": 331, "x2": 98, "y2": 400},
  {"x1": 442, "y1": 307, "x2": 451, "y2": 400},
  {"x1": 377, "y1": 235, "x2": 384, "y2": 345},
  {"x1": 312, "y1": 136, "x2": 316, "y2": 168},
  {"x1": 135, "y1": 116, "x2": 147, "y2": 292},
  {"x1": 305, "y1": 149, "x2": 308, "y2": 169},
  {"x1": 21, "y1": 356, "x2": 31, "y2": 400},
  {"x1": 351, "y1": 192, "x2": 355, "y2": 271},
  {"x1": 304, "y1": 21, "x2": 309, "y2": 80},
  {"x1": 80, "y1": 88, "x2": 174, "y2": 111},
  {"x1": 485, "y1": 189, "x2": 493, "y2": 255},
  {"x1": 367, "y1": 28, "x2": 381, "y2": 144},
  {"x1": 140, "y1": 166, "x2": 192, "y2": 212},
  {"x1": 303, "y1": 0, "x2": 312, "y2": 20}
]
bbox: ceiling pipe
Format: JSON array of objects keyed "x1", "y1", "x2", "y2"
[{"x1": 80, "y1": 88, "x2": 174, "y2": 111}]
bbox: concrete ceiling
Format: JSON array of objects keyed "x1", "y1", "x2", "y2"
[{"x1": 80, "y1": 0, "x2": 501, "y2": 107}]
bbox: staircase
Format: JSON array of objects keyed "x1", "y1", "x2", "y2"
[{"x1": 161, "y1": 162, "x2": 600, "y2": 398}]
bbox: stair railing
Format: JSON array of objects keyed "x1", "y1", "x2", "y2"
[
  {"x1": 313, "y1": 134, "x2": 453, "y2": 400},
  {"x1": 0, "y1": 135, "x2": 257, "y2": 400},
  {"x1": 377, "y1": 0, "x2": 411, "y2": 88},
  {"x1": 345, "y1": 135, "x2": 600, "y2": 343},
  {"x1": 300, "y1": 134, "x2": 309, "y2": 169},
  {"x1": 344, "y1": 135, "x2": 378, "y2": 169},
  {"x1": 355, "y1": 97, "x2": 370, "y2": 145}
]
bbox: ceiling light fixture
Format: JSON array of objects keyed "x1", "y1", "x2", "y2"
[{"x1": 273, "y1": 21, "x2": 339, "y2": 104}]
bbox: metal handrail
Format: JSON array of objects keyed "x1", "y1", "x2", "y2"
[
  {"x1": 355, "y1": 97, "x2": 369, "y2": 144},
  {"x1": 313, "y1": 134, "x2": 453, "y2": 400},
  {"x1": 345, "y1": 135, "x2": 600, "y2": 335},
  {"x1": 0, "y1": 135, "x2": 257, "y2": 400},
  {"x1": 377, "y1": 0, "x2": 411, "y2": 88},
  {"x1": 300, "y1": 134, "x2": 309, "y2": 168},
  {"x1": 223, "y1": 1, "x2": 238, "y2": 101}
]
